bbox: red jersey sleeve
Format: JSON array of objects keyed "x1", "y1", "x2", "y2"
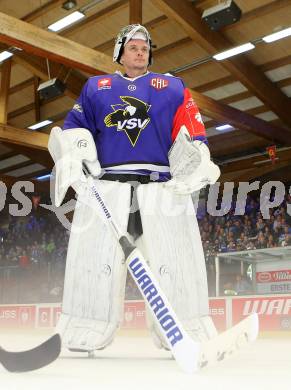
[{"x1": 172, "y1": 88, "x2": 207, "y2": 143}]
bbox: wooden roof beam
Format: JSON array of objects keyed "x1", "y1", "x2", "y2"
[
  {"x1": 190, "y1": 89, "x2": 291, "y2": 144},
  {"x1": 154, "y1": 0, "x2": 291, "y2": 128},
  {"x1": 221, "y1": 148, "x2": 291, "y2": 174},
  {"x1": 1, "y1": 142, "x2": 53, "y2": 169},
  {"x1": 221, "y1": 160, "x2": 291, "y2": 183},
  {"x1": 129, "y1": 0, "x2": 143, "y2": 24},
  {"x1": 33, "y1": 76, "x2": 41, "y2": 123},
  {"x1": 0, "y1": 11, "x2": 119, "y2": 75},
  {"x1": 208, "y1": 131, "x2": 270, "y2": 158},
  {"x1": 0, "y1": 124, "x2": 48, "y2": 150},
  {"x1": 0, "y1": 59, "x2": 12, "y2": 124}
]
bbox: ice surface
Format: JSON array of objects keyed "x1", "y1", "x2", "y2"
[{"x1": 0, "y1": 329, "x2": 290, "y2": 390}]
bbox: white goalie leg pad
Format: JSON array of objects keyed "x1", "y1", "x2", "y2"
[
  {"x1": 135, "y1": 183, "x2": 217, "y2": 348},
  {"x1": 56, "y1": 180, "x2": 131, "y2": 351}
]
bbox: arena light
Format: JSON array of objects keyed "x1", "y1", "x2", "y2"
[
  {"x1": 0, "y1": 51, "x2": 13, "y2": 63},
  {"x1": 216, "y1": 124, "x2": 234, "y2": 131},
  {"x1": 262, "y1": 27, "x2": 291, "y2": 43},
  {"x1": 48, "y1": 11, "x2": 85, "y2": 32},
  {"x1": 213, "y1": 43, "x2": 255, "y2": 61},
  {"x1": 35, "y1": 174, "x2": 51, "y2": 181},
  {"x1": 28, "y1": 119, "x2": 53, "y2": 130}
]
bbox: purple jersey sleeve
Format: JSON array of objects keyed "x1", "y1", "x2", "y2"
[{"x1": 63, "y1": 81, "x2": 96, "y2": 132}]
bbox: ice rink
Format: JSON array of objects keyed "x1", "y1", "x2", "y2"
[{"x1": 0, "y1": 329, "x2": 290, "y2": 390}]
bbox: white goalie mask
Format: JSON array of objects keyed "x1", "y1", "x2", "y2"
[{"x1": 113, "y1": 24, "x2": 153, "y2": 65}]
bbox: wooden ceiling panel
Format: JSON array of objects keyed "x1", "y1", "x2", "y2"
[
  {"x1": 196, "y1": 0, "x2": 283, "y2": 15},
  {"x1": 30, "y1": 0, "x2": 89, "y2": 29},
  {"x1": 62, "y1": 2, "x2": 129, "y2": 47},
  {"x1": 60, "y1": 0, "x2": 128, "y2": 38},
  {"x1": 203, "y1": 81, "x2": 247, "y2": 100},
  {"x1": 0, "y1": 0, "x2": 47, "y2": 19},
  {"x1": 143, "y1": 0, "x2": 164, "y2": 23},
  {"x1": 180, "y1": 62, "x2": 231, "y2": 90},
  {"x1": 223, "y1": 7, "x2": 291, "y2": 41},
  {"x1": 265, "y1": 64, "x2": 291, "y2": 83},
  {"x1": 70, "y1": 12, "x2": 130, "y2": 49},
  {"x1": 8, "y1": 85, "x2": 34, "y2": 113},
  {"x1": 232, "y1": 0, "x2": 275, "y2": 13},
  {"x1": 149, "y1": 19, "x2": 188, "y2": 48},
  {"x1": 40, "y1": 95, "x2": 73, "y2": 118},
  {"x1": 221, "y1": 8, "x2": 291, "y2": 64},
  {"x1": 229, "y1": 96, "x2": 264, "y2": 111},
  {"x1": 248, "y1": 41, "x2": 291, "y2": 66},
  {"x1": 152, "y1": 43, "x2": 208, "y2": 73},
  {"x1": 10, "y1": 63, "x2": 34, "y2": 87},
  {"x1": 255, "y1": 111, "x2": 278, "y2": 122},
  {"x1": 8, "y1": 110, "x2": 37, "y2": 129},
  {"x1": 282, "y1": 85, "x2": 291, "y2": 97}
]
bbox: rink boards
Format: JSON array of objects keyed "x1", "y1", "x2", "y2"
[{"x1": 0, "y1": 295, "x2": 290, "y2": 333}]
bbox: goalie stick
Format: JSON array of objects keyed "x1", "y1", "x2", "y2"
[
  {"x1": 199, "y1": 312, "x2": 259, "y2": 368},
  {"x1": 0, "y1": 333, "x2": 61, "y2": 372}
]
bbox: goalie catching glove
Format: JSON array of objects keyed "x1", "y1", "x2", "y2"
[
  {"x1": 165, "y1": 126, "x2": 220, "y2": 195},
  {"x1": 48, "y1": 126, "x2": 102, "y2": 207}
]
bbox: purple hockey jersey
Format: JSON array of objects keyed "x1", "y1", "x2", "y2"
[{"x1": 63, "y1": 71, "x2": 206, "y2": 181}]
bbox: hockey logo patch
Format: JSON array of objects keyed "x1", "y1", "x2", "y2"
[
  {"x1": 150, "y1": 78, "x2": 169, "y2": 90},
  {"x1": 72, "y1": 103, "x2": 83, "y2": 113},
  {"x1": 104, "y1": 96, "x2": 151, "y2": 146},
  {"x1": 77, "y1": 139, "x2": 88, "y2": 148},
  {"x1": 98, "y1": 78, "x2": 112, "y2": 90}
]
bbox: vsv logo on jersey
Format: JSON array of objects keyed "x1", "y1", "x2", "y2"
[
  {"x1": 150, "y1": 78, "x2": 169, "y2": 90},
  {"x1": 104, "y1": 96, "x2": 151, "y2": 146},
  {"x1": 98, "y1": 78, "x2": 112, "y2": 90}
]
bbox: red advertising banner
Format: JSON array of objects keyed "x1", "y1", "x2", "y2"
[
  {"x1": 121, "y1": 299, "x2": 227, "y2": 331},
  {"x1": 53, "y1": 306, "x2": 62, "y2": 326},
  {"x1": 0, "y1": 305, "x2": 35, "y2": 328},
  {"x1": 37, "y1": 305, "x2": 61, "y2": 327},
  {"x1": 122, "y1": 301, "x2": 146, "y2": 329},
  {"x1": 1, "y1": 296, "x2": 290, "y2": 332},
  {"x1": 38, "y1": 307, "x2": 52, "y2": 327},
  {"x1": 209, "y1": 299, "x2": 227, "y2": 332},
  {"x1": 256, "y1": 270, "x2": 291, "y2": 283},
  {"x1": 232, "y1": 296, "x2": 291, "y2": 331}
]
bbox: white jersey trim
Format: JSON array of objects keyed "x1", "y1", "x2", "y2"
[
  {"x1": 104, "y1": 163, "x2": 170, "y2": 173},
  {"x1": 115, "y1": 71, "x2": 150, "y2": 82}
]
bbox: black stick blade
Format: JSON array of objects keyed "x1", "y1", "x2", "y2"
[{"x1": 0, "y1": 333, "x2": 61, "y2": 372}]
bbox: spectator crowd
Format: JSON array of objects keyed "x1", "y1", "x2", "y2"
[
  {"x1": 0, "y1": 191, "x2": 290, "y2": 303},
  {"x1": 200, "y1": 194, "x2": 291, "y2": 258}
]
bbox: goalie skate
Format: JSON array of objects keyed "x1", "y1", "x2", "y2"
[{"x1": 199, "y1": 313, "x2": 259, "y2": 369}]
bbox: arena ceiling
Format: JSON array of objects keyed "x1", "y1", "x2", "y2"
[{"x1": 0, "y1": 0, "x2": 290, "y2": 192}]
